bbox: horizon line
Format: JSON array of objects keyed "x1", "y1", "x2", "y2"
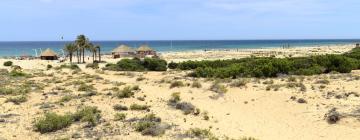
[{"x1": 1, "y1": 38, "x2": 360, "y2": 42}]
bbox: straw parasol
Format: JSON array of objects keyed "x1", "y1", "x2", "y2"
[
  {"x1": 137, "y1": 44, "x2": 154, "y2": 52},
  {"x1": 40, "y1": 48, "x2": 58, "y2": 60},
  {"x1": 112, "y1": 45, "x2": 135, "y2": 53},
  {"x1": 112, "y1": 44, "x2": 135, "y2": 58}
]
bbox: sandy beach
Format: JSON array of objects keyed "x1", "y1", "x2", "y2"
[{"x1": 1, "y1": 45, "x2": 360, "y2": 140}]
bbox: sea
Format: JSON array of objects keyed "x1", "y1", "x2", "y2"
[{"x1": 0, "y1": 39, "x2": 359, "y2": 57}]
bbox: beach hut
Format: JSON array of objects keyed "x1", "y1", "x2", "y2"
[
  {"x1": 356, "y1": 43, "x2": 360, "y2": 48},
  {"x1": 40, "y1": 48, "x2": 58, "y2": 60},
  {"x1": 112, "y1": 45, "x2": 135, "y2": 58},
  {"x1": 136, "y1": 44, "x2": 156, "y2": 58}
]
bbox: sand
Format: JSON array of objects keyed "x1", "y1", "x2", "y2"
[{"x1": 0, "y1": 44, "x2": 360, "y2": 140}]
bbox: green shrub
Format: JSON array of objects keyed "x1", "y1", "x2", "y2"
[
  {"x1": 133, "y1": 113, "x2": 166, "y2": 136},
  {"x1": 168, "y1": 61, "x2": 178, "y2": 69},
  {"x1": 78, "y1": 84, "x2": 95, "y2": 92},
  {"x1": 117, "y1": 58, "x2": 144, "y2": 71},
  {"x1": 169, "y1": 92, "x2": 181, "y2": 103},
  {"x1": 34, "y1": 113, "x2": 73, "y2": 133},
  {"x1": 104, "y1": 58, "x2": 168, "y2": 71},
  {"x1": 185, "y1": 128, "x2": 217, "y2": 139},
  {"x1": 191, "y1": 81, "x2": 202, "y2": 88},
  {"x1": 130, "y1": 104, "x2": 150, "y2": 110},
  {"x1": 116, "y1": 86, "x2": 135, "y2": 99},
  {"x1": 4, "y1": 61, "x2": 13, "y2": 66},
  {"x1": 86, "y1": 63, "x2": 99, "y2": 69},
  {"x1": 58, "y1": 95, "x2": 73, "y2": 103},
  {"x1": 72, "y1": 106, "x2": 101, "y2": 126},
  {"x1": 210, "y1": 82, "x2": 227, "y2": 94},
  {"x1": 230, "y1": 79, "x2": 248, "y2": 87},
  {"x1": 143, "y1": 58, "x2": 167, "y2": 71},
  {"x1": 172, "y1": 48, "x2": 360, "y2": 78},
  {"x1": 60, "y1": 64, "x2": 80, "y2": 70},
  {"x1": 114, "y1": 113, "x2": 126, "y2": 121},
  {"x1": 170, "y1": 81, "x2": 184, "y2": 88},
  {"x1": 5, "y1": 95, "x2": 27, "y2": 105},
  {"x1": 9, "y1": 70, "x2": 27, "y2": 77},
  {"x1": 175, "y1": 102, "x2": 196, "y2": 115},
  {"x1": 113, "y1": 104, "x2": 128, "y2": 111},
  {"x1": 47, "y1": 64, "x2": 53, "y2": 69}
]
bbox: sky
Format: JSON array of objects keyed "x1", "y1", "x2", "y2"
[{"x1": 1, "y1": 0, "x2": 360, "y2": 41}]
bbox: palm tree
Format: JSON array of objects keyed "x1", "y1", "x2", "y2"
[
  {"x1": 87, "y1": 43, "x2": 97, "y2": 63},
  {"x1": 75, "y1": 35, "x2": 88, "y2": 63},
  {"x1": 96, "y1": 45, "x2": 101, "y2": 62},
  {"x1": 64, "y1": 43, "x2": 77, "y2": 63}
]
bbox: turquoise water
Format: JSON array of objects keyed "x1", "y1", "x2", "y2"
[{"x1": 0, "y1": 39, "x2": 359, "y2": 57}]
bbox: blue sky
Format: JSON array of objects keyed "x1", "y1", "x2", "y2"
[{"x1": 1, "y1": 0, "x2": 360, "y2": 41}]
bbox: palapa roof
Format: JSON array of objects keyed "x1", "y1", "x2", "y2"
[
  {"x1": 112, "y1": 45, "x2": 135, "y2": 53},
  {"x1": 137, "y1": 44, "x2": 154, "y2": 52},
  {"x1": 40, "y1": 48, "x2": 58, "y2": 57}
]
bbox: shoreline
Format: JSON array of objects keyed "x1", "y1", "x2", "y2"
[{"x1": 0, "y1": 43, "x2": 356, "y2": 58}]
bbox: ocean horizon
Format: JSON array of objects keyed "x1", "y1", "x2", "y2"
[{"x1": 0, "y1": 39, "x2": 359, "y2": 57}]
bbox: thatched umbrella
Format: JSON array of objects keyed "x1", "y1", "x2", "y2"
[
  {"x1": 40, "y1": 48, "x2": 58, "y2": 60},
  {"x1": 136, "y1": 44, "x2": 156, "y2": 58},
  {"x1": 112, "y1": 45, "x2": 135, "y2": 58}
]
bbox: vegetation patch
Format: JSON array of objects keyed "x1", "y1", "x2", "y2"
[
  {"x1": 130, "y1": 104, "x2": 150, "y2": 111},
  {"x1": 3, "y1": 61, "x2": 13, "y2": 66},
  {"x1": 210, "y1": 82, "x2": 228, "y2": 94},
  {"x1": 170, "y1": 81, "x2": 184, "y2": 88},
  {"x1": 133, "y1": 113, "x2": 169, "y2": 136},
  {"x1": 77, "y1": 84, "x2": 95, "y2": 92},
  {"x1": 5, "y1": 95, "x2": 27, "y2": 105},
  {"x1": 104, "y1": 58, "x2": 167, "y2": 71},
  {"x1": 191, "y1": 81, "x2": 202, "y2": 88},
  {"x1": 85, "y1": 63, "x2": 99, "y2": 69},
  {"x1": 185, "y1": 128, "x2": 218, "y2": 140},
  {"x1": 114, "y1": 113, "x2": 126, "y2": 121},
  {"x1": 116, "y1": 86, "x2": 138, "y2": 99},
  {"x1": 113, "y1": 104, "x2": 128, "y2": 111},
  {"x1": 34, "y1": 113, "x2": 73, "y2": 133},
  {"x1": 72, "y1": 106, "x2": 101, "y2": 126},
  {"x1": 170, "y1": 48, "x2": 360, "y2": 78}
]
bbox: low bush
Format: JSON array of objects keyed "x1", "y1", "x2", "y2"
[
  {"x1": 113, "y1": 104, "x2": 128, "y2": 111},
  {"x1": 116, "y1": 86, "x2": 136, "y2": 99},
  {"x1": 230, "y1": 79, "x2": 248, "y2": 87},
  {"x1": 86, "y1": 63, "x2": 99, "y2": 69},
  {"x1": 175, "y1": 102, "x2": 196, "y2": 115},
  {"x1": 170, "y1": 81, "x2": 184, "y2": 88},
  {"x1": 185, "y1": 128, "x2": 217, "y2": 139},
  {"x1": 72, "y1": 106, "x2": 101, "y2": 126},
  {"x1": 168, "y1": 61, "x2": 178, "y2": 69},
  {"x1": 114, "y1": 113, "x2": 126, "y2": 121},
  {"x1": 210, "y1": 82, "x2": 227, "y2": 94},
  {"x1": 59, "y1": 64, "x2": 80, "y2": 70},
  {"x1": 3, "y1": 61, "x2": 13, "y2": 66},
  {"x1": 78, "y1": 84, "x2": 95, "y2": 92},
  {"x1": 58, "y1": 95, "x2": 73, "y2": 103},
  {"x1": 5, "y1": 95, "x2": 27, "y2": 105},
  {"x1": 169, "y1": 48, "x2": 360, "y2": 78},
  {"x1": 47, "y1": 64, "x2": 53, "y2": 69},
  {"x1": 133, "y1": 113, "x2": 168, "y2": 136},
  {"x1": 169, "y1": 92, "x2": 181, "y2": 104},
  {"x1": 9, "y1": 70, "x2": 28, "y2": 77},
  {"x1": 191, "y1": 81, "x2": 202, "y2": 88},
  {"x1": 130, "y1": 104, "x2": 150, "y2": 111},
  {"x1": 104, "y1": 58, "x2": 167, "y2": 71},
  {"x1": 34, "y1": 113, "x2": 73, "y2": 133}
]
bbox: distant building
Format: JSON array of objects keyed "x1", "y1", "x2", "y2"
[
  {"x1": 40, "y1": 48, "x2": 58, "y2": 60},
  {"x1": 112, "y1": 45, "x2": 135, "y2": 58},
  {"x1": 136, "y1": 44, "x2": 156, "y2": 58}
]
